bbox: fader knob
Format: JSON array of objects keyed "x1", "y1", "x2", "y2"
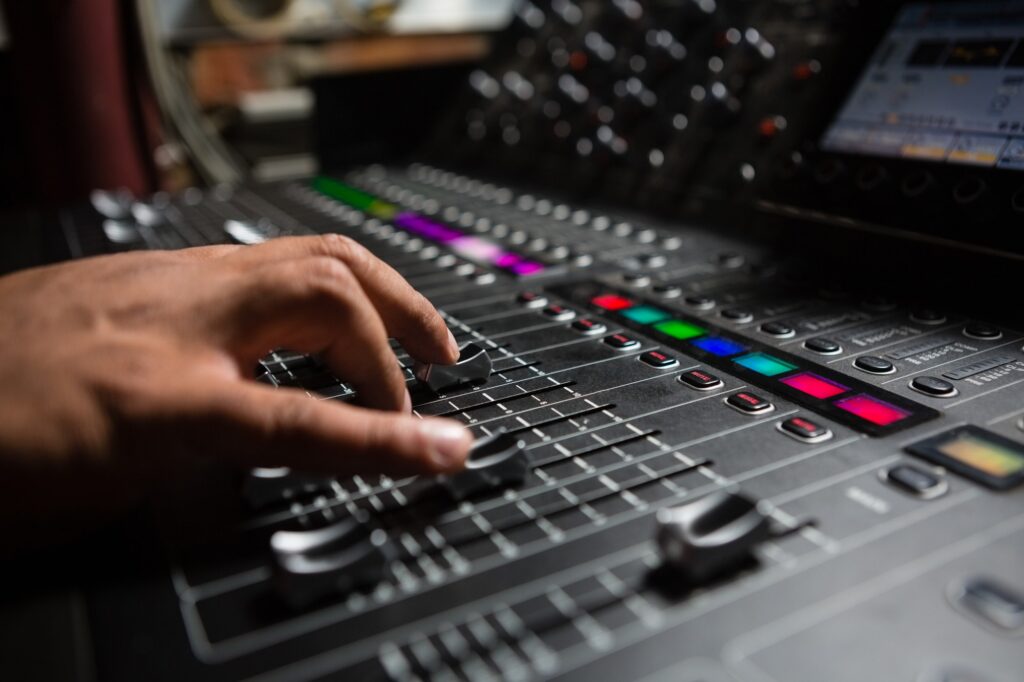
[
  {"x1": 243, "y1": 467, "x2": 333, "y2": 510},
  {"x1": 414, "y1": 343, "x2": 493, "y2": 393},
  {"x1": 656, "y1": 491, "x2": 771, "y2": 583},
  {"x1": 438, "y1": 429, "x2": 529, "y2": 501},
  {"x1": 271, "y1": 515, "x2": 395, "y2": 609}
]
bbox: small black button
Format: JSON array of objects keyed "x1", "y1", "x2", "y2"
[
  {"x1": 955, "y1": 576, "x2": 1024, "y2": 632},
  {"x1": 910, "y1": 308, "x2": 946, "y2": 325},
  {"x1": 727, "y1": 391, "x2": 773, "y2": 414},
  {"x1": 678, "y1": 369, "x2": 723, "y2": 391},
  {"x1": 963, "y1": 323, "x2": 1002, "y2": 340},
  {"x1": 717, "y1": 252, "x2": 745, "y2": 268},
  {"x1": 910, "y1": 376, "x2": 958, "y2": 398},
  {"x1": 779, "y1": 416, "x2": 832, "y2": 442},
  {"x1": 640, "y1": 350, "x2": 679, "y2": 369},
  {"x1": 883, "y1": 464, "x2": 947, "y2": 499},
  {"x1": 572, "y1": 318, "x2": 607, "y2": 335},
  {"x1": 855, "y1": 355, "x2": 895, "y2": 375},
  {"x1": 543, "y1": 305, "x2": 576, "y2": 321},
  {"x1": 517, "y1": 291, "x2": 548, "y2": 308},
  {"x1": 721, "y1": 308, "x2": 754, "y2": 323},
  {"x1": 804, "y1": 337, "x2": 842, "y2": 355},
  {"x1": 760, "y1": 321, "x2": 794, "y2": 338},
  {"x1": 604, "y1": 333, "x2": 640, "y2": 350},
  {"x1": 623, "y1": 273, "x2": 651, "y2": 287},
  {"x1": 862, "y1": 295, "x2": 897, "y2": 312},
  {"x1": 653, "y1": 284, "x2": 682, "y2": 299},
  {"x1": 685, "y1": 294, "x2": 715, "y2": 309}
]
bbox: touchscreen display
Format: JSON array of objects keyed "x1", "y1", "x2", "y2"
[{"x1": 822, "y1": 1, "x2": 1024, "y2": 170}]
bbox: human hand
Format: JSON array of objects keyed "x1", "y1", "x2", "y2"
[{"x1": 0, "y1": 235, "x2": 473, "y2": 537}]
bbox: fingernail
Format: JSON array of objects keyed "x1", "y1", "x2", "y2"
[
  {"x1": 402, "y1": 390, "x2": 412, "y2": 414},
  {"x1": 447, "y1": 329, "x2": 460, "y2": 359},
  {"x1": 419, "y1": 419, "x2": 471, "y2": 470}
]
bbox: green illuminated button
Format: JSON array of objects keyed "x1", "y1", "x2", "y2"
[
  {"x1": 734, "y1": 353, "x2": 798, "y2": 377},
  {"x1": 622, "y1": 306, "x2": 673, "y2": 325},
  {"x1": 653, "y1": 320, "x2": 706, "y2": 340}
]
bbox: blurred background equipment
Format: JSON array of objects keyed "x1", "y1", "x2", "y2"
[{"x1": 142, "y1": 0, "x2": 514, "y2": 186}]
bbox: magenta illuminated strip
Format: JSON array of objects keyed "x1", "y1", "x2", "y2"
[
  {"x1": 394, "y1": 213, "x2": 545, "y2": 276},
  {"x1": 394, "y1": 213, "x2": 461, "y2": 243}
]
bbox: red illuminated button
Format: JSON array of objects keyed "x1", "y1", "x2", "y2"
[
  {"x1": 727, "y1": 391, "x2": 774, "y2": 415},
  {"x1": 780, "y1": 372, "x2": 849, "y2": 399},
  {"x1": 678, "y1": 369, "x2": 723, "y2": 391},
  {"x1": 640, "y1": 350, "x2": 679, "y2": 369},
  {"x1": 572, "y1": 318, "x2": 607, "y2": 335},
  {"x1": 779, "y1": 416, "x2": 833, "y2": 443},
  {"x1": 592, "y1": 294, "x2": 634, "y2": 311},
  {"x1": 604, "y1": 333, "x2": 640, "y2": 350},
  {"x1": 517, "y1": 292, "x2": 548, "y2": 309}
]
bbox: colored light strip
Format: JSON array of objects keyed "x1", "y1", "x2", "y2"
[
  {"x1": 733, "y1": 353, "x2": 798, "y2": 377},
  {"x1": 313, "y1": 177, "x2": 546, "y2": 277},
  {"x1": 621, "y1": 305, "x2": 673, "y2": 325},
  {"x1": 835, "y1": 394, "x2": 911, "y2": 426},
  {"x1": 780, "y1": 372, "x2": 850, "y2": 399},
  {"x1": 653, "y1": 320, "x2": 706, "y2": 340},
  {"x1": 692, "y1": 337, "x2": 748, "y2": 357}
]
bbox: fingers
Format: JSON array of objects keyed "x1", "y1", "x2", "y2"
[
  {"x1": 221, "y1": 256, "x2": 410, "y2": 411},
  {"x1": 228, "y1": 235, "x2": 459, "y2": 365},
  {"x1": 182, "y1": 379, "x2": 472, "y2": 476}
]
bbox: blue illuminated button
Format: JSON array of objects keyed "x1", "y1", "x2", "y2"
[
  {"x1": 692, "y1": 337, "x2": 748, "y2": 357},
  {"x1": 734, "y1": 353, "x2": 798, "y2": 377},
  {"x1": 621, "y1": 305, "x2": 673, "y2": 325}
]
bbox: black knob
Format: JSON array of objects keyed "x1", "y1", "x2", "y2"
[
  {"x1": 439, "y1": 429, "x2": 529, "y2": 500},
  {"x1": 656, "y1": 491, "x2": 771, "y2": 583},
  {"x1": 271, "y1": 515, "x2": 394, "y2": 609},
  {"x1": 414, "y1": 342, "x2": 493, "y2": 393}
]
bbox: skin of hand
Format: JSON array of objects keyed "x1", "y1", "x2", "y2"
[{"x1": 0, "y1": 235, "x2": 474, "y2": 545}]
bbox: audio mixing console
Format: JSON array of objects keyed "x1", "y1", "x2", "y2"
[{"x1": 18, "y1": 1, "x2": 1024, "y2": 681}]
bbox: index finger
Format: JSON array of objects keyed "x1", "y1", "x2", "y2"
[{"x1": 228, "y1": 235, "x2": 459, "y2": 365}]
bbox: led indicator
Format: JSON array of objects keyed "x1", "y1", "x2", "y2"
[
  {"x1": 780, "y1": 372, "x2": 850, "y2": 399},
  {"x1": 653, "y1": 320, "x2": 706, "y2": 340},
  {"x1": 938, "y1": 435, "x2": 1024, "y2": 477},
  {"x1": 621, "y1": 306, "x2": 673, "y2": 325},
  {"x1": 734, "y1": 353, "x2": 798, "y2": 377},
  {"x1": 693, "y1": 337, "x2": 749, "y2": 357},
  {"x1": 835, "y1": 394, "x2": 911, "y2": 426},
  {"x1": 592, "y1": 294, "x2": 635, "y2": 311}
]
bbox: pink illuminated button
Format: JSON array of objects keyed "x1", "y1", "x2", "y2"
[
  {"x1": 835, "y1": 394, "x2": 911, "y2": 426},
  {"x1": 780, "y1": 372, "x2": 849, "y2": 399}
]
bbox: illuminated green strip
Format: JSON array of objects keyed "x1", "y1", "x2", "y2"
[{"x1": 313, "y1": 177, "x2": 398, "y2": 219}]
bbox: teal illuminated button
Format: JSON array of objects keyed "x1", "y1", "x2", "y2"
[
  {"x1": 734, "y1": 353, "x2": 798, "y2": 377},
  {"x1": 621, "y1": 305, "x2": 673, "y2": 325},
  {"x1": 654, "y1": 320, "x2": 706, "y2": 340}
]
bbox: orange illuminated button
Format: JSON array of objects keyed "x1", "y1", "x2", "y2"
[{"x1": 727, "y1": 391, "x2": 773, "y2": 414}]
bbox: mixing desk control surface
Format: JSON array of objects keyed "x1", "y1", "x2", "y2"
[
  {"x1": 27, "y1": 1, "x2": 1024, "y2": 681},
  {"x1": 67, "y1": 163, "x2": 1024, "y2": 682}
]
